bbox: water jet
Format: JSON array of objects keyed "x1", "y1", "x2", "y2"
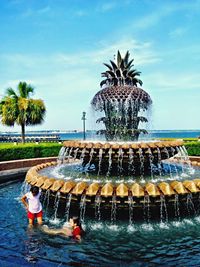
[{"x1": 24, "y1": 51, "x2": 200, "y2": 222}]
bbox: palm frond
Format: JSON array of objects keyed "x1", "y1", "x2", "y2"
[
  {"x1": 96, "y1": 117, "x2": 107, "y2": 124},
  {"x1": 18, "y1": 82, "x2": 34, "y2": 98},
  {"x1": 6, "y1": 88, "x2": 17, "y2": 98}
]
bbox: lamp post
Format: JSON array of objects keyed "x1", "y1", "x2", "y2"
[{"x1": 82, "y1": 111, "x2": 86, "y2": 140}]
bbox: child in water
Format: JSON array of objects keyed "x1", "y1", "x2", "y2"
[
  {"x1": 21, "y1": 186, "x2": 43, "y2": 226},
  {"x1": 42, "y1": 217, "x2": 83, "y2": 240}
]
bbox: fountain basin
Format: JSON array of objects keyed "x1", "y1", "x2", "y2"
[
  {"x1": 61, "y1": 140, "x2": 184, "y2": 174},
  {"x1": 25, "y1": 159, "x2": 200, "y2": 210}
]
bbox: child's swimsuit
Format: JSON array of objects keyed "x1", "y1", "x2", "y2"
[
  {"x1": 72, "y1": 226, "x2": 82, "y2": 238},
  {"x1": 25, "y1": 191, "x2": 42, "y2": 219}
]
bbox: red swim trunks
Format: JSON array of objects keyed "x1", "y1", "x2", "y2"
[
  {"x1": 72, "y1": 226, "x2": 82, "y2": 238},
  {"x1": 27, "y1": 210, "x2": 43, "y2": 220}
]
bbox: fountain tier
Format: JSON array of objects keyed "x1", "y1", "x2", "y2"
[
  {"x1": 25, "y1": 158, "x2": 200, "y2": 209},
  {"x1": 61, "y1": 140, "x2": 183, "y2": 175}
]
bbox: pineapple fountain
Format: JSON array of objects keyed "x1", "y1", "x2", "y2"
[{"x1": 25, "y1": 51, "x2": 200, "y2": 221}]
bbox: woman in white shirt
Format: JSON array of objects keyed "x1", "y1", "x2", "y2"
[{"x1": 21, "y1": 186, "x2": 43, "y2": 226}]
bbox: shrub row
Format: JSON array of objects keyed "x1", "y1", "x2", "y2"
[
  {"x1": 0, "y1": 143, "x2": 62, "y2": 162},
  {"x1": 157, "y1": 138, "x2": 198, "y2": 142},
  {"x1": 183, "y1": 138, "x2": 199, "y2": 142},
  {"x1": 0, "y1": 141, "x2": 199, "y2": 162},
  {"x1": 184, "y1": 141, "x2": 200, "y2": 156}
]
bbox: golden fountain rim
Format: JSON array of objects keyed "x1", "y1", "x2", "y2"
[
  {"x1": 63, "y1": 140, "x2": 184, "y2": 149},
  {"x1": 25, "y1": 158, "x2": 200, "y2": 199}
]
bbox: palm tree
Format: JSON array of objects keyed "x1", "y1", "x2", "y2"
[{"x1": 0, "y1": 81, "x2": 46, "y2": 143}]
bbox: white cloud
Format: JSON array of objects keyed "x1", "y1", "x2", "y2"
[
  {"x1": 169, "y1": 27, "x2": 188, "y2": 38},
  {"x1": 20, "y1": 5, "x2": 52, "y2": 18},
  {"x1": 98, "y1": 2, "x2": 116, "y2": 12},
  {"x1": 133, "y1": 5, "x2": 175, "y2": 30},
  {"x1": 6, "y1": 37, "x2": 200, "y2": 102},
  {"x1": 21, "y1": 8, "x2": 33, "y2": 18},
  {"x1": 0, "y1": 37, "x2": 159, "y2": 117},
  {"x1": 131, "y1": 1, "x2": 200, "y2": 31},
  {"x1": 37, "y1": 6, "x2": 51, "y2": 14},
  {"x1": 74, "y1": 10, "x2": 88, "y2": 17},
  {"x1": 144, "y1": 72, "x2": 200, "y2": 92},
  {"x1": 1, "y1": 37, "x2": 159, "y2": 69}
]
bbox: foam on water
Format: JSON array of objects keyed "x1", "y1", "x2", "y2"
[
  {"x1": 90, "y1": 222, "x2": 104, "y2": 230},
  {"x1": 172, "y1": 221, "x2": 182, "y2": 227},
  {"x1": 107, "y1": 224, "x2": 119, "y2": 231},
  {"x1": 50, "y1": 166, "x2": 65, "y2": 179},
  {"x1": 82, "y1": 178, "x2": 90, "y2": 182},
  {"x1": 92, "y1": 179, "x2": 101, "y2": 183},
  {"x1": 195, "y1": 216, "x2": 200, "y2": 223},
  {"x1": 127, "y1": 224, "x2": 137, "y2": 233},
  {"x1": 183, "y1": 218, "x2": 194, "y2": 225},
  {"x1": 116, "y1": 179, "x2": 125, "y2": 183},
  {"x1": 127, "y1": 179, "x2": 135, "y2": 183},
  {"x1": 140, "y1": 178, "x2": 146, "y2": 184},
  {"x1": 64, "y1": 176, "x2": 72, "y2": 181},
  {"x1": 63, "y1": 222, "x2": 71, "y2": 228},
  {"x1": 180, "y1": 173, "x2": 190, "y2": 178},
  {"x1": 49, "y1": 218, "x2": 62, "y2": 225},
  {"x1": 74, "y1": 178, "x2": 82, "y2": 182},
  {"x1": 15, "y1": 196, "x2": 22, "y2": 202},
  {"x1": 189, "y1": 168, "x2": 195, "y2": 174},
  {"x1": 159, "y1": 222, "x2": 169, "y2": 230},
  {"x1": 141, "y1": 223, "x2": 154, "y2": 231}
]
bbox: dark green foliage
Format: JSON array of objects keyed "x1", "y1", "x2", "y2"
[
  {"x1": 100, "y1": 50, "x2": 143, "y2": 87},
  {"x1": 184, "y1": 141, "x2": 200, "y2": 156},
  {"x1": 183, "y1": 138, "x2": 198, "y2": 142},
  {"x1": 0, "y1": 81, "x2": 46, "y2": 143},
  {"x1": 0, "y1": 143, "x2": 62, "y2": 161},
  {"x1": 155, "y1": 138, "x2": 198, "y2": 142}
]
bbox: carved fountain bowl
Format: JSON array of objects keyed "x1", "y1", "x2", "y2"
[
  {"x1": 62, "y1": 140, "x2": 184, "y2": 174},
  {"x1": 25, "y1": 139, "x2": 200, "y2": 212},
  {"x1": 91, "y1": 86, "x2": 152, "y2": 108}
]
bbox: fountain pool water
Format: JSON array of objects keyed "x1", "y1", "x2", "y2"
[{"x1": 2, "y1": 181, "x2": 200, "y2": 266}]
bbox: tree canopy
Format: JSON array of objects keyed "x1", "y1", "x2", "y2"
[{"x1": 0, "y1": 81, "x2": 46, "y2": 143}]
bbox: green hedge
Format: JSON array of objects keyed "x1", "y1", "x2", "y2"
[
  {"x1": 0, "y1": 143, "x2": 62, "y2": 161},
  {"x1": 154, "y1": 140, "x2": 200, "y2": 156},
  {"x1": 0, "y1": 140, "x2": 200, "y2": 162},
  {"x1": 156, "y1": 138, "x2": 198, "y2": 142},
  {"x1": 184, "y1": 141, "x2": 200, "y2": 156},
  {"x1": 183, "y1": 138, "x2": 198, "y2": 142}
]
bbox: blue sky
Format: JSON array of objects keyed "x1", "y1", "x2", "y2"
[{"x1": 0, "y1": 0, "x2": 200, "y2": 131}]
